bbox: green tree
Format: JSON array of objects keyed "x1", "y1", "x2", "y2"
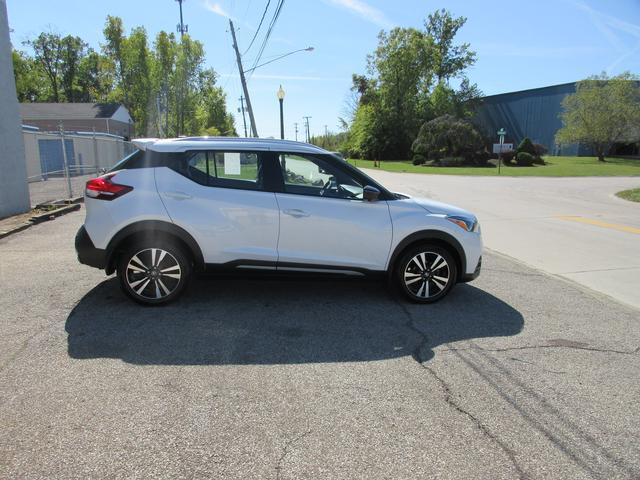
[
  {"x1": 103, "y1": 16, "x2": 127, "y2": 104},
  {"x1": 411, "y1": 114, "x2": 484, "y2": 163},
  {"x1": 123, "y1": 27, "x2": 152, "y2": 135},
  {"x1": 76, "y1": 49, "x2": 111, "y2": 102},
  {"x1": 16, "y1": 17, "x2": 237, "y2": 139},
  {"x1": 173, "y1": 35, "x2": 205, "y2": 136},
  {"x1": 60, "y1": 35, "x2": 88, "y2": 102},
  {"x1": 195, "y1": 69, "x2": 236, "y2": 136},
  {"x1": 425, "y1": 9, "x2": 476, "y2": 84},
  {"x1": 12, "y1": 49, "x2": 49, "y2": 101},
  {"x1": 556, "y1": 72, "x2": 640, "y2": 162},
  {"x1": 152, "y1": 31, "x2": 177, "y2": 136},
  {"x1": 25, "y1": 32, "x2": 64, "y2": 101},
  {"x1": 347, "y1": 9, "x2": 479, "y2": 160}
]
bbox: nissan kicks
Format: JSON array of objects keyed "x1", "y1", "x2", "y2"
[{"x1": 75, "y1": 137, "x2": 482, "y2": 305}]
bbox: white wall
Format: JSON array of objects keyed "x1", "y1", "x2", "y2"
[{"x1": 0, "y1": 0, "x2": 30, "y2": 217}]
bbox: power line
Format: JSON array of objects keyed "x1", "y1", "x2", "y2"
[
  {"x1": 243, "y1": 0, "x2": 271, "y2": 55},
  {"x1": 248, "y1": 0, "x2": 285, "y2": 76}
]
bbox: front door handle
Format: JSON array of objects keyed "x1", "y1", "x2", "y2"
[
  {"x1": 283, "y1": 209, "x2": 310, "y2": 218},
  {"x1": 164, "y1": 191, "x2": 192, "y2": 201}
]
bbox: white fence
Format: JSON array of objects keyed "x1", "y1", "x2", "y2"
[{"x1": 23, "y1": 129, "x2": 135, "y2": 206}]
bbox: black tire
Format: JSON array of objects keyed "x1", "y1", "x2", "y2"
[
  {"x1": 395, "y1": 244, "x2": 457, "y2": 303},
  {"x1": 117, "y1": 239, "x2": 192, "y2": 305}
]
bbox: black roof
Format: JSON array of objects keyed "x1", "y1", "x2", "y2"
[{"x1": 20, "y1": 103, "x2": 124, "y2": 120}]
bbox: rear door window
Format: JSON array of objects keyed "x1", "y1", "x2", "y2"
[{"x1": 186, "y1": 151, "x2": 262, "y2": 190}]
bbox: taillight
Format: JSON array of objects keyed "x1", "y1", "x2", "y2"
[{"x1": 86, "y1": 173, "x2": 133, "y2": 200}]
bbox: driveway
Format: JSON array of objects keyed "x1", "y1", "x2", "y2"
[
  {"x1": 1, "y1": 209, "x2": 639, "y2": 479},
  {"x1": 364, "y1": 171, "x2": 640, "y2": 309}
]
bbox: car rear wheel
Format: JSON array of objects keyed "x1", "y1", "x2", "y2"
[
  {"x1": 395, "y1": 245, "x2": 457, "y2": 303},
  {"x1": 117, "y1": 240, "x2": 191, "y2": 305}
]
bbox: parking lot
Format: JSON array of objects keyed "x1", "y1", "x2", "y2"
[{"x1": 1, "y1": 207, "x2": 639, "y2": 479}]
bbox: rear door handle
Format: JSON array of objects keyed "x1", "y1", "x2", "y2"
[
  {"x1": 164, "y1": 191, "x2": 192, "y2": 201},
  {"x1": 283, "y1": 209, "x2": 310, "y2": 218}
]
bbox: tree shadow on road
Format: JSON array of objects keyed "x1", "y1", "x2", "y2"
[{"x1": 66, "y1": 275, "x2": 523, "y2": 365}]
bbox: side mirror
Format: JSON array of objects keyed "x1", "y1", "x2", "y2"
[{"x1": 363, "y1": 185, "x2": 381, "y2": 202}]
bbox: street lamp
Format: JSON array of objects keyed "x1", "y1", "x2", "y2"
[{"x1": 277, "y1": 85, "x2": 285, "y2": 140}]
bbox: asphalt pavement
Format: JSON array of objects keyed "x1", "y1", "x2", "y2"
[
  {"x1": 0, "y1": 209, "x2": 639, "y2": 479},
  {"x1": 364, "y1": 170, "x2": 640, "y2": 309}
]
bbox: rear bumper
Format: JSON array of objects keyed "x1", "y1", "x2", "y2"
[
  {"x1": 75, "y1": 226, "x2": 106, "y2": 269},
  {"x1": 460, "y1": 255, "x2": 481, "y2": 282}
]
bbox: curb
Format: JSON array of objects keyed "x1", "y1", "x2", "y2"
[
  {"x1": 30, "y1": 203, "x2": 81, "y2": 224},
  {"x1": 0, "y1": 203, "x2": 82, "y2": 240},
  {"x1": 0, "y1": 222, "x2": 32, "y2": 240},
  {"x1": 35, "y1": 196, "x2": 84, "y2": 209}
]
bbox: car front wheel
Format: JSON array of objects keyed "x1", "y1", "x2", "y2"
[
  {"x1": 396, "y1": 245, "x2": 457, "y2": 303},
  {"x1": 117, "y1": 240, "x2": 191, "y2": 305}
]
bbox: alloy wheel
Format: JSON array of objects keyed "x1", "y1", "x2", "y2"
[
  {"x1": 403, "y1": 251, "x2": 451, "y2": 299},
  {"x1": 125, "y1": 248, "x2": 182, "y2": 300}
]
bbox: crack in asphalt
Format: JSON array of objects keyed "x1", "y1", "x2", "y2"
[
  {"x1": 441, "y1": 344, "x2": 640, "y2": 356},
  {"x1": 394, "y1": 300, "x2": 528, "y2": 479},
  {"x1": 508, "y1": 356, "x2": 567, "y2": 374},
  {"x1": 421, "y1": 363, "x2": 528, "y2": 480},
  {"x1": 275, "y1": 429, "x2": 312, "y2": 480}
]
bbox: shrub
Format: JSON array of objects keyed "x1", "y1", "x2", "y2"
[
  {"x1": 516, "y1": 137, "x2": 537, "y2": 156},
  {"x1": 412, "y1": 154, "x2": 427, "y2": 166},
  {"x1": 516, "y1": 152, "x2": 535, "y2": 166},
  {"x1": 501, "y1": 151, "x2": 515, "y2": 165},
  {"x1": 470, "y1": 150, "x2": 491, "y2": 167},
  {"x1": 411, "y1": 115, "x2": 484, "y2": 163},
  {"x1": 438, "y1": 156, "x2": 467, "y2": 167},
  {"x1": 533, "y1": 143, "x2": 548, "y2": 156}
]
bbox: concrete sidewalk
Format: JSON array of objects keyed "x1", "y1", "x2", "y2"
[{"x1": 364, "y1": 171, "x2": 640, "y2": 309}]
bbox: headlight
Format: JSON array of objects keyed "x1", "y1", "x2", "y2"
[{"x1": 446, "y1": 215, "x2": 479, "y2": 232}]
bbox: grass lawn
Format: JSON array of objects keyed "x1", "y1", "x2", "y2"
[
  {"x1": 348, "y1": 156, "x2": 640, "y2": 177},
  {"x1": 616, "y1": 187, "x2": 640, "y2": 202}
]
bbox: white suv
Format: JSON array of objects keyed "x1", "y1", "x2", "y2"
[{"x1": 75, "y1": 137, "x2": 482, "y2": 305}]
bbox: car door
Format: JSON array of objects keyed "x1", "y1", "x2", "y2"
[
  {"x1": 274, "y1": 152, "x2": 392, "y2": 272},
  {"x1": 155, "y1": 149, "x2": 280, "y2": 266}
]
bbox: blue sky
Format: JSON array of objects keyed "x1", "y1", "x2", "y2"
[{"x1": 7, "y1": 0, "x2": 640, "y2": 139}]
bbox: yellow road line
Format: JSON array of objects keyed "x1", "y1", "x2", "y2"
[{"x1": 556, "y1": 216, "x2": 640, "y2": 235}]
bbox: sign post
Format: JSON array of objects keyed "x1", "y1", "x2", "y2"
[{"x1": 497, "y1": 128, "x2": 506, "y2": 175}]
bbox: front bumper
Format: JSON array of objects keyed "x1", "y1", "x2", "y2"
[
  {"x1": 460, "y1": 255, "x2": 482, "y2": 282},
  {"x1": 75, "y1": 226, "x2": 107, "y2": 269}
]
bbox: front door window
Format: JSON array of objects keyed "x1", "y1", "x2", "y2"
[{"x1": 279, "y1": 154, "x2": 364, "y2": 200}]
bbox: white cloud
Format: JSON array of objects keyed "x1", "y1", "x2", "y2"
[
  {"x1": 570, "y1": 0, "x2": 640, "y2": 73},
  {"x1": 325, "y1": 0, "x2": 393, "y2": 29},
  {"x1": 202, "y1": 0, "x2": 233, "y2": 19}
]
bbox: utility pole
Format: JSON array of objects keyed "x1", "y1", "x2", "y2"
[
  {"x1": 294, "y1": 122, "x2": 298, "y2": 141},
  {"x1": 229, "y1": 19, "x2": 258, "y2": 137},
  {"x1": 324, "y1": 125, "x2": 328, "y2": 137},
  {"x1": 176, "y1": 0, "x2": 188, "y2": 38},
  {"x1": 303, "y1": 116, "x2": 311, "y2": 143},
  {"x1": 238, "y1": 96, "x2": 248, "y2": 137}
]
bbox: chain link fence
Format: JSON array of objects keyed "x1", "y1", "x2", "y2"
[{"x1": 23, "y1": 128, "x2": 136, "y2": 206}]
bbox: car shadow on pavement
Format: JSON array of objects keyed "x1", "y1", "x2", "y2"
[{"x1": 66, "y1": 276, "x2": 524, "y2": 365}]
